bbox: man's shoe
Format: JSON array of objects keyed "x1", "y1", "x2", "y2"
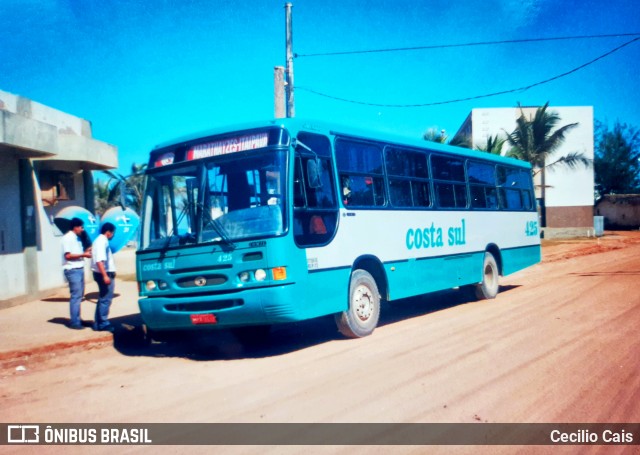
[{"x1": 69, "y1": 324, "x2": 84, "y2": 330}]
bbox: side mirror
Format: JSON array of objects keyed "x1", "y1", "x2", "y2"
[{"x1": 306, "y1": 158, "x2": 323, "y2": 189}]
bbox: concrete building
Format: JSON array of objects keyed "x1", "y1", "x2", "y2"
[
  {"x1": 0, "y1": 89, "x2": 117, "y2": 308},
  {"x1": 453, "y1": 106, "x2": 595, "y2": 238},
  {"x1": 595, "y1": 194, "x2": 640, "y2": 229}
]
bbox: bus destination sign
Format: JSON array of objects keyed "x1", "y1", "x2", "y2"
[
  {"x1": 153, "y1": 152, "x2": 175, "y2": 168},
  {"x1": 187, "y1": 132, "x2": 269, "y2": 160}
]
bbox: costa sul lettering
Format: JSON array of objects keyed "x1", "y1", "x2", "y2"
[{"x1": 406, "y1": 219, "x2": 466, "y2": 250}]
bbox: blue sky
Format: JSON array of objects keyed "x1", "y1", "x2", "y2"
[{"x1": 2, "y1": 0, "x2": 639, "y2": 176}]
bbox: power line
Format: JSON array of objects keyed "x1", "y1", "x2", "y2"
[
  {"x1": 296, "y1": 36, "x2": 640, "y2": 108},
  {"x1": 295, "y1": 32, "x2": 640, "y2": 58}
]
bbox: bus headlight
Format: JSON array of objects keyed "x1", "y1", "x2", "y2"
[
  {"x1": 238, "y1": 271, "x2": 251, "y2": 283},
  {"x1": 145, "y1": 280, "x2": 157, "y2": 291},
  {"x1": 158, "y1": 280, "x2": 168, "y2": 290},
  {"x1": 254, "y1": 269, "x2": 267, "y2": 281}
]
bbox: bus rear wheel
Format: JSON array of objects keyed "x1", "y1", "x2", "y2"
[
  {"x1": 335, "y1": 269, "x2": 380, "y2": 338},
  {"x1": 474, "y1": 252, "x2": 500, "y2": 300}
]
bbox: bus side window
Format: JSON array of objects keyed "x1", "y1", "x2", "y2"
[
  {"x1": 335, "y1": 138, "x2": 386, "y2": 208},
  {"x1": 384, "y1": 147, "x2": 430, "y2": 208},
  {"x1": 339, "y1": 174, "x2": 384, "y2": 206},
  {"x1": 293, "y1": 157, "x2": 306, "y2": 208},
  {"x1": 293, "y1": 132, "x2": 339, "y2": 247},
  {"x1": 497, "y1": 166, "x2": 533, "y2": 211},
  {"x1": 309, "y1": 215, "x2": 327, "y2": 234},
  {"x1": 432, "y1": 155, "x2": 467, "y2": 209},
  {"x1": 342, "y1": 176, "x2": 352, "y2": 205}
]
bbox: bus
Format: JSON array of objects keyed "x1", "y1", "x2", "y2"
[{"x1": 136, "y1": 119, "x2": 541, "y2": 341}]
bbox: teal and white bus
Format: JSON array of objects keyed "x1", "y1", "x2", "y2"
[{"x1": 137, "y1": 119, "x2": 540, "y2": 340}]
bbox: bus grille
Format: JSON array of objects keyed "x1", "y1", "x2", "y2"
[{"x1": 176, "y1": 274, "x2": 228, "y2": 288}]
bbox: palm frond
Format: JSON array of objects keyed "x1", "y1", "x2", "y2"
[
  {"x1": 544, "y1": 152, "x2": 593, "y2": 172},
  {"x1": 477, "y1": 134, "x2": 506, "y2": 155},
  {"x1": 506, "y1": 102, "x2": 582, "y2": 169}
]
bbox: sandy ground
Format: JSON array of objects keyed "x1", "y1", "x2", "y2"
[{"x1": 2, "y1": 232, "x2": 640, "y2": 454}]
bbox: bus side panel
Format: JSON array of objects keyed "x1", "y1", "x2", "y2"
[
  {"x1": 501, "y1": 245, "x2": 542, "y2": 276},
  {"x1": 300, "y1": 268, "x2": 351, "y2": 318},
  {"x1": 386, "y1": 252, "x2": 484, "y2": 301},
  {"x1": 455, "y1": 252, "x2": 487, "y2": 287},
  {"x1": 384, "y1": 260, "x2": 416, "y2": 301},
  {"x1": 306, "y1": 209, "x2": 540, "y2": 303}
]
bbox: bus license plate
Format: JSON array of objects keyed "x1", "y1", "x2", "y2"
[{"x1": 190, "y1": 314, "x2": 217, "y2": 325}]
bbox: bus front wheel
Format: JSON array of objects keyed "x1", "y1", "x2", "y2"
[
  {"x1": 475, "y1": 252, "x2": 500, "y2": 300},
  {"x1": 335, "y1": 269, "x2": 381, "y2": 338}
]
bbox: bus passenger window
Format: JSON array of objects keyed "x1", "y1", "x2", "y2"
[
  {"x1": 342, "y1": 176, "x2": 352, "y2": 205},
  {"x1": 497, "y1": 166, "x2": 533, "y2": 211},
  {"x1": 389, "y1": 179, "x2": 412, "y2": 207},
  {"x1": 335, "y1": 138, "x2": 386, "y2": 208}
]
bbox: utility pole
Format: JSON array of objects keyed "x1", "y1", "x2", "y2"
[
  {"x1": 284, "y1": 2, "x2": 295, "y2": 117},
  {"x1": 274, "y1": 66, "x2": 285, "y2": 118}
]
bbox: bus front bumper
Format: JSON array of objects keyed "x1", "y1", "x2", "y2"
[{"x1": 138, "y1": 284, "x2": 300, "y2": 331}]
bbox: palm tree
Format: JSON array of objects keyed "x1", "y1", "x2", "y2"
[
  {"x1": 103, "y1": 163, "x2": 148, "y2": 215},
  {"x1": 505, "y1": 102, "x2": 591, "y2": 173},
  {"x1": 476, "y1": 134, "x2": 506, "y2": 155},
  {"x1": 423, "y1": 128, "x2": 448, "y2": 144},
  {"x1": 505, "y1": 102, "x2": 591, "y2": 226},
  {"x1": 94, "y1": 178, "x2": 114, "y2": 216},
  {"x1": 424, "y1": 127, "x2": 471, "y2": 148}
]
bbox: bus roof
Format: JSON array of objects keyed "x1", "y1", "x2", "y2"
[{"x1": 152, "y1": 118, "x2": 532, "y2": 170}]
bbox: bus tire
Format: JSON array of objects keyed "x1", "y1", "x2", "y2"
[
  {"x1": 335, "y1": 269, "x2": 381, "y2": 338},
  {"x1": 474, "y1": 252, "x2": 500, "y2": 300}
]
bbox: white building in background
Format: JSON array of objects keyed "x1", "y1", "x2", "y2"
[{"x1": 453, "y1": 106, "x2": 595, "y2": 238}]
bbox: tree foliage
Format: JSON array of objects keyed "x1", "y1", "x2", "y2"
[
  {"x1": 476, "y1": 134, "x2": 506, "y2": 155},
  {"x1": 505, "y1": 102, "x2": 590, "y2": 174},
  {"x1": 93, "y1": 179, "x2": 113, "y2": 216},
  {"x1": 94, "y1": 163, "x2": 147, "y2": 216},
  {"x1": 424, "y1": 127, "x2": 471, "y2": 148},
  {"x1": 594, "y1": 120, "x2": 640, "y2": 195},
  {"x1": 423, "y1": 128, "x2": 448, "y2": 144}
]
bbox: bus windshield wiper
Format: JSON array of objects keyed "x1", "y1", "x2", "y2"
[
  {"x1": 162, "y1": 204, "x2": 195, "y2": 250},
  {"x1": 200, "y1": 203, "x2": 236, "y2": 250}
]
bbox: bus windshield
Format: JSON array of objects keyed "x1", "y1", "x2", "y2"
[{"x1": 140, "y1": 150, "x2": 287, "y2": 250}]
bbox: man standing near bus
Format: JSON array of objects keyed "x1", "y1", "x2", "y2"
[
  {"x1": 62, "y1": 217, "x2": 92, "y2": 330},
  {"x1": 91, "y1": 222, "x2": 117, "y2": 332}
]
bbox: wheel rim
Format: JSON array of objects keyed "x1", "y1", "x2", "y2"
[
  {"x1": 484, "y1": 262, "x2": 497, "y2": 289},
  {"x1": 353, "y1": 284, "x2": 373, "y2": 322}
]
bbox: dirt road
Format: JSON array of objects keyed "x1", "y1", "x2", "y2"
[{"x1": 2, "y1": 232, "x2": 640, "y2": 453}]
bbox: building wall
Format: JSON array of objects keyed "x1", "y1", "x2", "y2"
[
  {"x1": 546, "y1": 206, "x2": 594, "y2": 228},
  {"x1": 0, "y1": 155, "x2": 27, "y2": 300},
  {"x1": 595, "y1": 195, "x2": 640, "y2": 229},
  {"x1": 469, "y1": 108, "x2": 519, "y2": 152},
  {"x1": 541, "y1": 107, "x2": 594, "y2": 209}
]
